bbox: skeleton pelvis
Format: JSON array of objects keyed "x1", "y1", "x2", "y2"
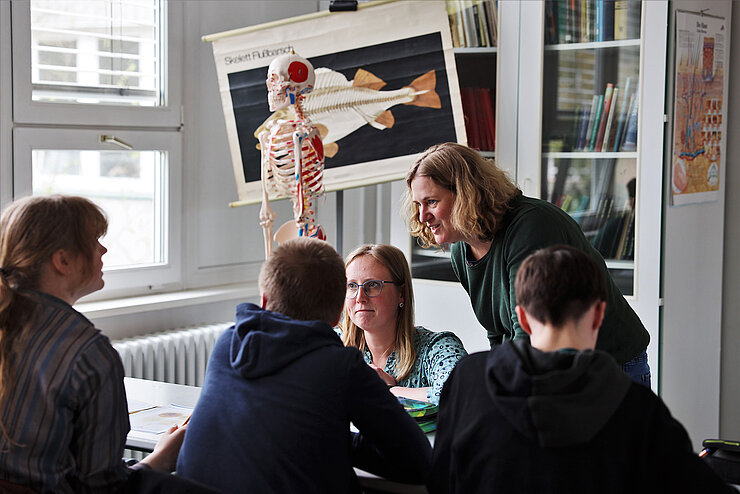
[{"x1": 274, "y1": 220, "x2": 299, "y2": 243}]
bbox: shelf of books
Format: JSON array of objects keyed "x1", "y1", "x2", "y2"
[
  {"x1": 541, "y1": 0, "x2": 641, "y2": 296},
  {"x1": 411, "y1": 1, "x2": 498, "y2": 283},
  {"x1": 449, "y1": 0, "x2": 497, "y2": 154}
]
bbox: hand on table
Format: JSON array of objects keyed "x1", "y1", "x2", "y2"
[
  {"x1": 139, "y1": 423, "x2": 188, "y2": 472},
  {"x1": 368, "y1": 363, "x2": 397, "y2": 387}
]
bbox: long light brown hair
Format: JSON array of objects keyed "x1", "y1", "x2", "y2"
[
  {"x1": 404, "y1": 142, "x2": 521, "y2": 248},
  {"x1": 340, "y1": 244, "x2": 416, "y2": 381},
  {"x1": 0, "y1": 195, "x2": 107, "y2": 446}
]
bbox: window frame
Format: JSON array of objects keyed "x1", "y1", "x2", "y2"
[
  {"x1": 10, "y1": 0, "x2": 182, "y2": 128},
  {"x1": 13, "y1": 127, "x2": 183, "y2": 300}
]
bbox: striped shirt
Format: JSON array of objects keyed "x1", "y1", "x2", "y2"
[{"x1": 0, "y1": 290, "x2": 130, "y2": 493}]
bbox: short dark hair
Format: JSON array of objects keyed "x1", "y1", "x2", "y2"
[
  {"x1": 258, "y1": 237, "x2": 346, "y2": 324},
  {"x1": 515, "y1": 245, "x2": 607, "y2": 327}
]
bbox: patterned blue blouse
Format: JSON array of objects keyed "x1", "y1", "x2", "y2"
[{"x1": 352, "y1": 326, "x2": 467, "y2": 405}]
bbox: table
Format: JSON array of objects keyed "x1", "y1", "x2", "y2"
[
  {"x1": 124, "y1": 378, "x2": 430, "y2": 493},
  {"x1": 124, "y1": 377, "x2": 201, "y2": 451}
]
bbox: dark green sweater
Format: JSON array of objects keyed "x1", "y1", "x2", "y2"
[{"x1": 450, "y1": 195, "x2": 649, "y2": 365}]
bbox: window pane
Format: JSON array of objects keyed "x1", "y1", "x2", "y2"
[
  {"x1": 30, "y1": 0, "x2": 162, "y2": 106},
  {"x1": 32, "y1": 149, "x2": 166, "y2": 269}
]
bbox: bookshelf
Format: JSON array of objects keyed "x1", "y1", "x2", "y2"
[
  {"x1": 393, "y1": 1, "x2": 667, "y2": 380},
  {"x1": 410, "y1": 0, "x2": 498, "y2": 282},
  {"x1": 408, "y1": 0, "x2": 665, "y2": 311},
  {"x1": 509, "y1": 0, "x2": 666, "y2": 388},
  {"x1": 540, "y1": 0, "x2": 642, "y2": 295}
]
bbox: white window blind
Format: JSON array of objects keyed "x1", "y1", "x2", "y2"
[{"x1": 30, "y1": 0, "x2": 162, "y2": 106}]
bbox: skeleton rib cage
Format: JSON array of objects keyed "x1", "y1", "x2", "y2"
[{"x1": 264, "y1": 122, "x2": 324, "y2": 199}]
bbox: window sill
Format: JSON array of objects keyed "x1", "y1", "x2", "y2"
[{"x1": 75, "y1": 282, "x2": 260, "y2": 319}]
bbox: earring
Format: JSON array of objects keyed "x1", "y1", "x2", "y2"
[{"x1": 399, "y1": 302, "x2": 405, "y2": 308}]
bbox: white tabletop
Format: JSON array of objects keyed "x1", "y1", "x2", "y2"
[
  {"x1": 124, "y1": 377, "x2": 429, "y2": 493},
  {"x1": 124, "y1": 377, "x2": 201, "y2": 451}
]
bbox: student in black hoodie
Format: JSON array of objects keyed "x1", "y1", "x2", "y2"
[
  {"x1": 177, "y1": 237, "x2": 431, "y2": 494},
  {"x1": 429, "y1": 245, "x2": 732, "y2": 494}
]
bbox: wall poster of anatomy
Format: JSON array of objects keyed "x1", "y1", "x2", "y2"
[
  {"x1": 671, "y1": 11, "x2": 727, "y2": 206},
  {"x1": 205, "y1": 0, "x2": 464, "y2": 206}
]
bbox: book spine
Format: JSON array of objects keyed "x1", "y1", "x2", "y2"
[
  {"x1": 601, "y1": 87, "x2": 619, "y2": 152},
  {"x1": 594, "y1": 83, "x2": 614, "y2": 151},
  {"x1": 601, "y1": 0, "x2": 615, "y2": 41},
  {"x1": 460, "y1": 87, "x2": 475, "y2": 147},
  {"x1": 614, "y1": 0, "x2": 628, "y2": 40},
  {"x1": 545, "y1": 1, "x2": 557, "y2": 44},
  {"x1": 580, "y1": 0, "x2": 589, "y2": 42},
  {"x1": 465, "y1": 1, "x2": 481, "y2": 46},
  {"x1": 459, "y1": 0, "x2": 472, "y2": 47},
  {"x1": 621, "y1": 91, "x2": 639, "y2": 151},
  {"x1": 575, "y1": 194, "x2": 590, "y2": 213},
  {"x1": 482, "y1": 1, "x2": 496, "y2": 46},
  {"x1": 479, "y1": 88, "x2": 496, "y2": 151},
  {"x1": 588, "y1": 94, "x2": 604, "y2": 151},
  {"x1": 489, "y1": 0, "x2": 499, "y2": 46},
  {"x1": 612, "y1": 77, "x2": 631, "y2": 151},
  {"x1": 474, "y1": 88, "x2": 487, "y2": 150},
  {"x1": 561, "y1": 194, "x2": 573, "y2": 212},
  {"x1": 472, "y1": 2, "x2": 486, "y2": 47},
  {"x1": 615, "y1": 204, "x2": 635, "y2": 260},
  {"x1": 576, "y1": 106, "x2": 590, "y2": 151},
  {"x1": 583, "y1": 94, "x2": 599, "y2": 150},
  {"x1": 622, "y1": 211, "x2": 635, "y2": 259},
  {"x1": 447, "y1": 1, "x2": 461, "y2": 48},
  {"x1": 570, "y1": 0, "x2": 579, "y2": 44},
  {"x1": 558, "y1": 1, "x2": 569, "y2": 43}
]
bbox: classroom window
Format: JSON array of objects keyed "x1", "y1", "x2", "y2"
[
  {"x1": 12, "y1": 1, "x2": 183, "y2": 299},
  {"x1": 32, "y1": 148, "x2": 166, "y2": 269},
  {"x1": 30, "y1": 0, "x2": 161, "y2": 106},
  {"x1": 13, "y1": 128, "x2": 182, "y2": 300}
]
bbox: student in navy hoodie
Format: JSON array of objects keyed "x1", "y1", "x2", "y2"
[
  {"x1": 177, "y1": 237, "x2": 431, "y2": 493},
  {"x1": 429, "y1": 245, "x2": 733, "y2": 494}
]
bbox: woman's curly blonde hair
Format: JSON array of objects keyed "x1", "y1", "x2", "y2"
[{"x1": 403, "y1": 142, "x2": 521, "y2": 248}]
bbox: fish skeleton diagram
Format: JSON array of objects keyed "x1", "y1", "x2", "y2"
[
  {"x1": 204, "y1": 0, "x2": 463, "y2": 223},
  {"x1": 259, "y1": 53, "x2": 326, "y2": 258},
  {"x1": 255, "y1": 67, "x2": 441, "y2": 160}
]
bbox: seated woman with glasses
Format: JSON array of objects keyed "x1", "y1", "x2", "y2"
[{"x1": 340, "y1": 244, "x2": 467, "y2": 404}]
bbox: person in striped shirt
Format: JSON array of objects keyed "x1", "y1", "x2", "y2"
[{"x1": 0, "y1": 195, "x2": 210, "y2": 494}]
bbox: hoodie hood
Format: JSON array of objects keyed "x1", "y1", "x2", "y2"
[
  {"x1": 486, "y1": 341, "x2": 631, "y2": 448},
  {"x1": 229, "y1": 302, "x2": 342, "y2": 379}
]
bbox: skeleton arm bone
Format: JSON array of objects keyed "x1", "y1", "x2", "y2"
[
  {"x1": 293, "y1": 130, "x2": 306, "y2": 234},
  {"x1": 258, "y1": 128, "x2": 276, "y2": 258}
]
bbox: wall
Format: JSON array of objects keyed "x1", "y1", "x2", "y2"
[
  {"x1": 661, "y1": 0, "x2": 732, "y2": 449},
  {"x1": 721, "y1": 2, "x2": 740, "y2": 441},
  {"x1": 0, "y1": 2, "x2": 11, "y2": 206}
]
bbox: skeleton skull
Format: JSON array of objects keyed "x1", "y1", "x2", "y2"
[{"x1": 266, "y1": 53, "x2": 316, "y2": 111}]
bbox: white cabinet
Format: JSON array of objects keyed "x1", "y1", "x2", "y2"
[
  {"x1": 513, "y1": 1, "x2": 667, "y2": 389},
  {"x1": 406, "y1": 1, "x2": 669, "y2": 385}
]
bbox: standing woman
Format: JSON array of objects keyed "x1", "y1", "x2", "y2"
[
  {"x1": 341, "y1": 244, "x2": 467, "y2": 404},
  {"x1": 405, "y1": 142, "x2": 651, "y2": 385},
  {"x1": 0, "y1": 195, "x2": 191, "y2": 493}
]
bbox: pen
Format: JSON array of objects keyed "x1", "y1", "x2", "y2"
[{"x1": 181, "y1": 414, "x2": 192, "y2": 427}]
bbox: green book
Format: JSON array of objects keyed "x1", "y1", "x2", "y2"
[
  {"x1": 588, "y1": 94, "x2": 605, "y2": 151},
  {"x1": 397, "y1": 397, "x2": 438, "y2": 419}
]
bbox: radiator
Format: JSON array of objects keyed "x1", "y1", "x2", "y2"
[{"x1": 112, "y1": 322, "x2": 231, "y2": 387}]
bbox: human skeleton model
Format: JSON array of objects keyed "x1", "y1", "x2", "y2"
[{"x1": 259, "y1": 53, "x2": 326, "y2": 258}]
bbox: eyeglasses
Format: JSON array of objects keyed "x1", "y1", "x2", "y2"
[{"x1": 346, "y1": 280, "x2": 402, "y2": 299}]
